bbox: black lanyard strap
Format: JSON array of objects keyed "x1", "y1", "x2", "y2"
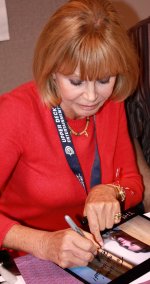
[
  {"x1": 52, "y1": 106, "x2": 86, "y2": 191},
  {"x1": 51, "y1": 106, "x2": 101, "y2": 193}
]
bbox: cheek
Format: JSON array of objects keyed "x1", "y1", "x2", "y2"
[
  {"x1": 97, "y1": 87, "x2": 113, "y2": 100},
  {"x1": 59, "y1": 85, "x2": 81, "y2": 101},
  {"x1": 106, "y1": 80, "x2": 116, "y2": 94},
  {"x1": 61, "y1": 88, "x2": 78, "y2": 101},
  {"x1": 98, "y1": 82, "x2": 116, "y2": 99},
  {"x1": 133, "y1": 245, "x2": 140, "y2": 251},
  {"x1": 56, "y1": 82, "x2": 71, "y2": 100},
  {"x1": 107, "y1": 85, "x2": 115, "y2": 97}
]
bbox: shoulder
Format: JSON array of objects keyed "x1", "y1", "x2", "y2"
[
  {"x1": 0, "y1": 81, "x2": 42, "y2": 116},
  {"x1": 0, "y1": 81, "x2": 46, "y2": 136},
  {"x1": 0, "y1": 81, "x2": 48, "y2": 147},
  {"x1": 0, "y1": 81, "x2": 39, "y2": 106}
]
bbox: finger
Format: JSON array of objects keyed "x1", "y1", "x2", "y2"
[
  {"x1": 58, "y1": 232, "x2": 96, "y2": 268},
  {"x1": 73, "y1": 231, "x2": 98, "y2": 254},
  {"x1": 113, "y1": 202, "x2": 122, "y2": 224},
  {"x1": 61, "y1": 229, "x2": 98, "y2": 254},
  {"x1": 114, "y1": 212, "x2": 122, "y2": 224},
  {"x1": 65, "y1": 247, "x2": 95, "y2": 264},
  {"x1": 85, "y1": 209, "x2": 103, "y2": 246},
  {"x1": 94, "y1": 202, "x2": 111, "y2": 231},
  {"x1": 83, "y1": 231, "x2": 100, "y2": 250},
  {"x1": 58, "y1": 250, "x2": 93, "y2": 268},
  {"x1": 105, "y1": 200, "x2": 121, "y2": 229},
  {"x1": 72, "y1": 248, "x2": 95, "y2": 263},
  {"x1": 100, "y1": 204, "x2": 114, "y2": 229}
]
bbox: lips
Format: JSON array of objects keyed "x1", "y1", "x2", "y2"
[{"x1": 79, "y1": 103, "x2": 100, "y2": 110}]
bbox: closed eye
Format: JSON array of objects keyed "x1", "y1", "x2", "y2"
[
  {"x1": 69, "y1": 79, "x2": 83, "y2": 86},
  {"x1": 97, "y1": 77, "x2": 110, "y2": 84}
]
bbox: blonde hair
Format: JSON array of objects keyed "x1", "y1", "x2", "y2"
[{"x1": 33, "y1": 0, "x2": 139, "y2": 106}]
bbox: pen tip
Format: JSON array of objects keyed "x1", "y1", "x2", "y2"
[{"x1": 64, "y1": 215, "x2": 69, "y2": 221}]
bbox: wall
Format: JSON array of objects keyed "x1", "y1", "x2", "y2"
[
  {"x1": 0, "y1": 0, "x2": 66, "y2": 94},
  {"x1": 112, "y1": 0, "x2": 150, "y2": 29}
]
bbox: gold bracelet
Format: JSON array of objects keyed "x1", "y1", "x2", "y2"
[{"x1": 107, "y1": 184, "x2": 126, "y2": 202}]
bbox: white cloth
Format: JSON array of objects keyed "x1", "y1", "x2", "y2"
[
  {"x1": 129, "y1": 272, "x2": 150, "y2": 284},
  {"x1": 144, "y1": 212, "x2": 150, "y2": 218},
  {"x1": 0, "y1": 0, "x2": 10, "y2": 41}
]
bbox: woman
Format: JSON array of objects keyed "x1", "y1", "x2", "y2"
[
  {"x1": 0, "y1": 0, "x2": 143, "y2": 268},
  {"x1": 108, "y1": 230, "x2": 150, "y2": 253}
]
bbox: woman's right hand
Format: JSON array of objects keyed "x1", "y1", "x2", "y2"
[
  {"x1": 39, "y1": 229, "x2": 99, "y2": 268},
  {"x1": 3, "y1": 224, "x2": 99, "y2": 268}
]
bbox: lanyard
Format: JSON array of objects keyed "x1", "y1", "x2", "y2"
[{"x1": 51, "y1": 106, "x2": 101, "y2": 193}]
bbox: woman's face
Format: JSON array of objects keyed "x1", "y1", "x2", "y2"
[
  {"x1": 117, "y1": 237, "x2": 143, "y2": 252},
  {"x1": 53, "y1": 67, "x2": 116, "y2": 119}
]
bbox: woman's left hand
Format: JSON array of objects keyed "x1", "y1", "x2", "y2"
[{"x1": 83, "y1": 184, "x2": 121, "y2": 245}]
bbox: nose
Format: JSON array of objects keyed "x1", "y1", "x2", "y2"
[{"x1": 83, "y1": 82, "x2": 97, "y2": 102}]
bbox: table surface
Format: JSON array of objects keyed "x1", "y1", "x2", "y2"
[{"x1": 15, "y1": 254, "x2": 83, "y2": 284}]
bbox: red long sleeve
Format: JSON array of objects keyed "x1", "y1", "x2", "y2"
[{"x1": 0, "y1": 81, "x2": 143, "y2": 247}]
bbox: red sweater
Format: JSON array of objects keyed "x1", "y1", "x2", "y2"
[{"x1": 0, "y1": 82, "x2": 143, "y2": 246}]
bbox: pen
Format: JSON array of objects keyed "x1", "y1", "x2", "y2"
[
  {"x1": 65, "y1": 215, "x2": 102, "y2": 264},
  {"x1": 64, "y1": 215, "x2": 85, "y2": 237}
]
